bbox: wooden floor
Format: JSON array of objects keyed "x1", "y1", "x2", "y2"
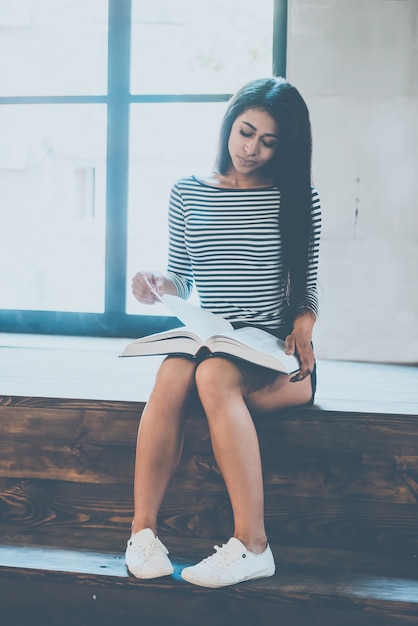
[
  {"x1": 1, "y1": 332, "x2": 417, "y2": 413},
  {"x1": 1, "y1": 539, "x2": 418, "y2": 626}
]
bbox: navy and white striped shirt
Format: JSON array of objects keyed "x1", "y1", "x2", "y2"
[{"x1": 167, "y1": 176, "x2": 321, "y2": 333}]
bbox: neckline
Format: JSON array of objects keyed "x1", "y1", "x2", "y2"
[{"x1": 191, "y1": 175, "x2": 278, "y2": 192}]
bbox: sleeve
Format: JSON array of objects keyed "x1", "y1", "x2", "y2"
[
  {"x1": 295, "y1": 187, "x2": 321, "y2": 316},
  {"x1": 166, "y1": 182, "x2": 194, "y2": 299}
]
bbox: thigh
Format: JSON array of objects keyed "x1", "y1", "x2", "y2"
[
  {"x1": 245, "y1": 373, "x2": 313, "y2": 412},
  {"x1": 234, "y1": 358, "x2": 316, "y2": 413},
  {"x1": 150, "y1": 355, "x2": 197, "y2": 402}
]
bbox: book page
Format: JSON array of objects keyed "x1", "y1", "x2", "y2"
[
  {"x1": 213, "y1": 326, "x2": 300, "y2": 372},
  {"x1": 162, "y1": 295, "x2": 233, "y2": 341}
]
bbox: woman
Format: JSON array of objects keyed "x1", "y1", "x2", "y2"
[{"x1": 125, "y1": 76, "x2": 321, "y2": 588}]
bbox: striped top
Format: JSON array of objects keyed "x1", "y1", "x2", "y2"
[{"x1": 167, "y1": 175, "x2": 321, "y2": 333}]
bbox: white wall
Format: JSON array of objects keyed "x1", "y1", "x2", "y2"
[{"x1": 287, "y1": 0, "x2": 418, "y2": 363}]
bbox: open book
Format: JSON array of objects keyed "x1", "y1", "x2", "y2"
[{"x1": 121, "y1": 295, "x2": 299, "y2": 375}]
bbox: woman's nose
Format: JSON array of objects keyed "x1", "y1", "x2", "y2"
[{"x1": 244, "y1": 138, "x2": 258, "y2": 155}]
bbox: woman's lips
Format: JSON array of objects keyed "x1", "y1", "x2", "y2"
[{"x1": 237, "y1": 156, "x2": 256, "y2": 167}]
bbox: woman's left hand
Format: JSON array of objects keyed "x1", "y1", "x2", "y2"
[{"x1": 284, "y1": 311, "x2": 316, "y2": 382}]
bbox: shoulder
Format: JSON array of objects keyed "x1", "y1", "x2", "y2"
[
  {"x1": 169, "y1": 176, "x2": 197, "y2": 201},
  {"x1": 169, "y1": 176, "x2": 215, "y2": 211},
  {"x1": 171, "y1": 175, "x2": 194, "y2": 189},
  {"x1": 171, "y1": 175, "x2": 208, "y2": 194}
]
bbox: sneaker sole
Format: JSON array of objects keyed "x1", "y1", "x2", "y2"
[
  {"x1": 181, "y1": 565, "x2": 275, "y2": 588},
  {"x1": 127, "y1": 564, "x2": 174, "y2": 579}
]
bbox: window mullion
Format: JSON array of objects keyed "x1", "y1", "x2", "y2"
[
  {"x1": 105, "y1": 0, "x2": 131, "y2": 314},
  {"x1": 273, "y1": 0, "x2": 288, "y2": 77}
]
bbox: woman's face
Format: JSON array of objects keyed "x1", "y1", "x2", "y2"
[{"x1": 227, "y1": 108, "x2": 279, "y2": 177}]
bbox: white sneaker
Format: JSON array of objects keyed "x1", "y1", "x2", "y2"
[
  {"x1": 125, "y1": 528, "x2": 174, "y2": 579},
  {"x1": 181, "y1": 537, "x2": 275, "y2": 588}
]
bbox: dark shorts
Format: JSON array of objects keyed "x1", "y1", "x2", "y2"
[
  {"x1": 179, "y1": 346, "x2": 317, "y2": 407},
  {"x1": 230, "y1": 322, "x2": 317, "y2": 404}
]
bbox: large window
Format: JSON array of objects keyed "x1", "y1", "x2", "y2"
[{"x1": 0, "y1": 0, "x2": 287, "y2": 337}]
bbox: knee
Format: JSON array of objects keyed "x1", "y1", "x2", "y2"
[
  {"x1": 154, "y1": 356, "x2": 196, "y2": 388},
  {"x1": 195, "y1": 357, "x2": 242, "y2": 402}
]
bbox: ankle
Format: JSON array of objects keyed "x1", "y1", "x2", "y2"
[
  {"x1": 131, "y1": 520, "x2": 157, "y2": 536},
  {"x1": 234, "y1": 534, "x2": 268, "y2": 554}
]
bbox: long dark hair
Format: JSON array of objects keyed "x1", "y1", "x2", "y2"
[{"x1": 214, "y1": 77, "x2": 313, "y2": 312}]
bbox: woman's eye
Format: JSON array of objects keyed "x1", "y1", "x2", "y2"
[
  {"x1": 240, "y1": 130, "x2": 252, "y2": 138},
  {"x1": 263, "y1": 141, "x2": 277, "y2": 149}
]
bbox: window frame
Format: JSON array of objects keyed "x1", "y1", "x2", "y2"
[{"x1": 0, "y1": 0, "x2": 288, "y2": 338}]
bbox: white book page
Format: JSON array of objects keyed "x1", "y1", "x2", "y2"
[
  {"x1": 209, "y1": 327, "x2": 299, "y2": 372},
  {"x1": 162, "y1": 295, "x2": 233, "y2": 341}
]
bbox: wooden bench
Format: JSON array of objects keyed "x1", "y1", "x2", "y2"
[{"x1": 1, "y1": 390, "x2": 418, "y2": 625}]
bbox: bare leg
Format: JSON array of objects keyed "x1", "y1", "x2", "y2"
[
  {"x1": 131, "y1": 356, "x2": 196, "y2": 535},
  {"x1": 194, "y1": 357, "x2": 313, "y2": 553},
  {"x1": 194, "y1": 357, "x2": 267, "y2": 553}
]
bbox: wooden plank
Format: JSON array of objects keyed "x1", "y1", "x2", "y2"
[
  {"x1": 0, "y1": 404, "x2": 140, "y2": 483},
  {"x1": 1, "y1": 401, "x2": 417, "y2": 505},
  {"x1": 0, "y1": 395, "x2": 145, "y2": 411},
  {"x1": 1, "y1": 478, "x2": 418, "y2": 556},
  {"x1": 0, "y1": 523, "x2": 126, "y2": 553},
  {"x1": 1, "y1": 539, "x2": 417, "y2": 587},
  {"x1": 1, "y1": 398, "x2": 416, "y2": 457},
  {"x1": 0, "y1": 407, "x2": 139, "y2": 446},
  {"x1": 253, "y1": 409, "x2": 418, "y2": 457},
  {"x1": 2, "y1": 577, "x2": 417, "y2": 626},
  {"x1": 0, "y1": 542, "x2": 417, "y2": 625},
  {"x1": 0, "y1": 479, "x2": 134, "y2": 531},
  {"x1": 176, "y1": 447, "x2": 418, "y2": 504},
  {"x1": 0, "y1": 399, "x2": 145, "y2": 485}
]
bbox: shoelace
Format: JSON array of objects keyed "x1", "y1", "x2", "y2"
[
  {"x1": 203, "y1": 544, "x2": 243, "y2": 570},
  {"x1": 131, "y1": 537, "x2": 168, "y2": 558}
]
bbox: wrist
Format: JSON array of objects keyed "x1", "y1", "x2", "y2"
[
  {"x1": 162, "y1": 275, "x2": 178, "y2": 296},
  {"x1": 293, "y1": 310, "x2": 316, "y2": 332}
]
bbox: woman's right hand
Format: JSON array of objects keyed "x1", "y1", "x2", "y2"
[{"x1": 132, "y1": 271, "x2": 165, "y2": 304}]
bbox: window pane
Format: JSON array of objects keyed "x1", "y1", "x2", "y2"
[
  {"x1": 131, "y1": 0, "x2": 274, "y2": 94},
  {"x1": 126, "y1": 102, "x2": 227, "y2": 315},
  {"x1": 0, "y1": 0, "x2": 108, "y2": 96},
  {"x1": 0, "y1": 104, "x2": 107, "y2": 312}
]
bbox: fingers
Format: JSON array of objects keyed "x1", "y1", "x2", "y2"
[
  {"x1": 290, "y1": 349, "x2": 314, "y2": 382},
  {"x1": 285, "y1": 335, "x2": 296, "y2": 356},
  {"x1": 290, "y1": 365, "x2": 312, "y2": 383},
  {"x1": 285, "y1": 333, "x2": 314, "y2": 383},
  {"x1": 132, "y1": 271, "x2": 164, "y2": 304},
  {"x1": 154, "y1": 275, "x2": 164, "y2": 295}
]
